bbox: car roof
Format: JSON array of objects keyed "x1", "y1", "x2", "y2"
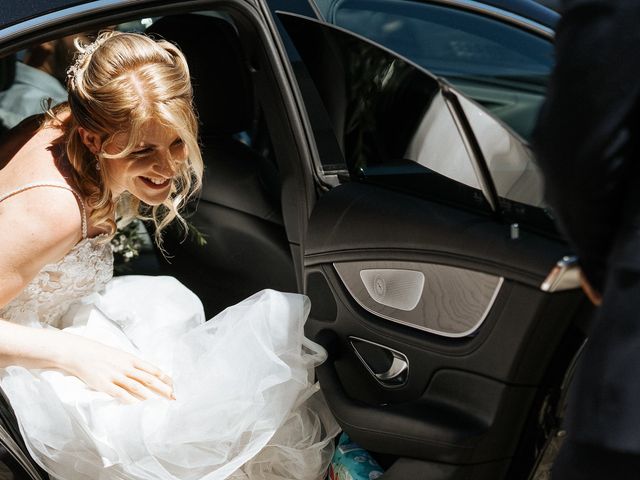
[
  {"x1": 2, "y1": 0, "x2": 560, "y2": 33},
  {"x1": 473, "y1": 0, "x2": 559, "y2": 29},
  {"x1": 0, "y1": 0, "x2": 90, "y2": 30},
  {"x1": 534, "y1": 0, "x2": 561, "y2": 13}
]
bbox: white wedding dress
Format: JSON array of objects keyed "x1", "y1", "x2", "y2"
[{"x1": 0, "y1": 183, "x2": 339, "y2": 480}]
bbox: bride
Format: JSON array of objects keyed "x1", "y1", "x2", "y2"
[{"x1": 0, "y1": 31, "x2": 338, "y2": 479}]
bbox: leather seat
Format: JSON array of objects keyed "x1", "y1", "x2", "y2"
[
  {"x1": 0, "y1": 53, "x2": 16, "y2": 135},
  {"x1": 147, "y1": 14, "x2": 296, "y2": 317}
]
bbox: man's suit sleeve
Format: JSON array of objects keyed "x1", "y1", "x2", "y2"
[{"x1": 532, "y1": 0, "x2": 640, "y2": 291}]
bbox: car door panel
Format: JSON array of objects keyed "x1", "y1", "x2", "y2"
[
  {"x1": 304, "y1": 182, "x2": 583, "y2": 467},
  {"x1": 305, "y1": 183, "x2": 566, "y2": 286},
  {"x1": 277, "y1": 13, "x2": 586, "y2": 476},
  {"x1": 304, "y1": 183, "x2": 581, "y2": 388}
]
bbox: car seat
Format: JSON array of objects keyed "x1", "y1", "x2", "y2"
[
  {"x1": 146, "y1": 14, "x2": 297, "y2": 317},
  {"x1": 0, "y1": 54, "x2": 16, "y2": 135}
]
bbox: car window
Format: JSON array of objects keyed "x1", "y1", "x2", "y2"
[
  {"x1": 313, "y1": 0, "x2": 554, "y2": 141},
  {"x1": 281, "y1": 13, "x2": 493, "y2": 215},
  {"x1": 457, "y1": 93, "x2": 544, "y2": 207},
  {"x1": 280, "y1": 13, "x2": 556, "y2": 233}
]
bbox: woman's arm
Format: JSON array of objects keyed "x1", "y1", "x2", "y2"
[
  {"x1": 0, "y1": 187, "x2": 174, "y2": 402},
  {"x1": 0, "y1": 320, "x2": 174, "y2": 402},
  {"x1": 0, "y1": 319, "x2": 70, "y2": 370}
]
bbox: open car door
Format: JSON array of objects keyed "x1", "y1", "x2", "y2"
[{"x1": 277, "y1": 13, "x2": 588, "y2": 480}]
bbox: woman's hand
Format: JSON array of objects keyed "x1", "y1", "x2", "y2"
[{"x1": 57, "y1": 332, "x2": 174, "y2": 403}]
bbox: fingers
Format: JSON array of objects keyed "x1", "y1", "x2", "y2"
[
  {"x1": 114, "y1": 377, "x2": 154, "y2": 401},
  {"x1": 579, "y1": 270, "x2": 603, "y2": 306},
  {"x1": 106, "y1": 384, "x2": 140, "y2": 404},
  {"x1": 133, "y1": 359, "x2": 173, "y2": 387},
  {"x1": 127, "y1": 369, "x2": 175, "y2": 400}
]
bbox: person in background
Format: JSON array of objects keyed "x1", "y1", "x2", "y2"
[
  {"x1": 0, "y1": 33, "x2": 98, "y2": 129},
  {"x1": 533, "y1": 0, "x2": 640, "y2": 477}
]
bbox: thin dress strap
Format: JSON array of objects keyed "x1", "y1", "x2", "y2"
[{"x1": 0, "y1": 181, "x2": 88, "y2": 239}]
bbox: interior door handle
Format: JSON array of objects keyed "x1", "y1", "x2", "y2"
[
  {"x1": 349, "y1": 336, "x2": 409, "y2": 388},
  {"x1": 375, "y1": 354, "x2": 408, "y2": 382}
]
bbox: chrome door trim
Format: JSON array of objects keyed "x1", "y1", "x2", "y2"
[{"x1": 349, "y1": 336, "x2": 409, "y2": 388}]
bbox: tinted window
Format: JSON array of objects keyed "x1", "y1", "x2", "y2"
[
  {"x1": 457, "y1": 94, "x2": 544, "y2": 207},
  {"x1": 314, "y1": 0, "x2": 554, "y2": 140},
  {"x1": 280, "y1": 13, "x2": 492, "y2": 214},
  {"x1": 281, "y1": 14, "x2": 557, "y2": 233}
]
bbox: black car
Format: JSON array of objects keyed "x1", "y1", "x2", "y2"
[{"x1": 0, "y1": 1, "x2": 587, "y2": 479}]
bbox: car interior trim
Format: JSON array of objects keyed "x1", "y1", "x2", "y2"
[
  {"x1": 334, "y1": 260, "x2": 505, "y2": 338},
  {"x1": 349, "y1": 336, "x2": 410, "y2": 389}
]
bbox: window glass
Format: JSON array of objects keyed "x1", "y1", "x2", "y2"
[
  {"x1": 404, "y1": 90, "x2": 481, "y2": 191},
  {"x1": 280, "y1": 13, "x2": 491, "y2": 214},
  {"x1": 457, "y1": 94, "x2": 544, "y2": 207},
  {"x1": 282, "y1": 13, "x2": 557, "y2": 232},
  {"x1": 314, "y1": 0, "x2": 554, "y2": 141}
]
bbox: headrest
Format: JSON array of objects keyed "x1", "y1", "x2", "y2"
[
  {"x1": 0, "y1": 54, "x2": 16, "y2": 92},
  {"x1": 147, "y1": 14, "x2": 254, "y2": 136}
]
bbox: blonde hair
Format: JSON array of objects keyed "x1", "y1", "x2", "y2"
[{"x1": 59, "y1": 30, "x2": 203, "y2": 245}]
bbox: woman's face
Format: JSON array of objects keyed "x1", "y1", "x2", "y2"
[{"x1": 102, "y1": 119, "x2": 187, "y2": 205}]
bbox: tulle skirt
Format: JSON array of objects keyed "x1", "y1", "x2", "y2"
[{"x1": 1, "y1": 276, "x2": 339, "y2": 479}]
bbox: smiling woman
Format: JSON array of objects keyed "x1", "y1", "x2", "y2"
[
  {"x1": 86, "y1": 120, "x2": 187, "y2": 206},
  {"x1": 0, "y1": 29, "x2": 338, "y2": 480},
  {"x1": 60, "y1": 30, "x2": 202, "y2": 243}
]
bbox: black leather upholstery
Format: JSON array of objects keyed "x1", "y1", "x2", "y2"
[
  {"x1": 147, "y1": 14, "x2": 296, "y2": 316},
  {"x1": 0, "y1": 54, "x2": 15, "y2": 92},
  {"x1": 149, "y1": 14, "x2": 253, "y2": 136}
]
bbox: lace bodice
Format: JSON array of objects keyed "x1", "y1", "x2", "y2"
[
  {"x1": 0, "y1": 182, "x2": 114, "y2": 327},
  {"x1": 0, "y1": 237, "x2": 113, "y2": 327}
]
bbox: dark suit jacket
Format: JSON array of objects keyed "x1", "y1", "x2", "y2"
[
  {"x1": 533, "y1": 0, "x2": 640, "y2": 453},
  {"x1": 533, "y1": 0, "x2": 640, "y2": 293}
]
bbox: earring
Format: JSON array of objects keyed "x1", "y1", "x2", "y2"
[{"x1": 95, "y1": 155, "x2": 101, "y2": 171}]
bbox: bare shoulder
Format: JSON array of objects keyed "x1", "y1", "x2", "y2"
[
  {"x1": 0, "y1": 184, "x2": 83, "y2": 256},
  {"x1": 0, "y1": 186, "x2": 83, "y2": 308},
  {"x1": 0, "y1": 114, "x2": 66, "y2": 184}
]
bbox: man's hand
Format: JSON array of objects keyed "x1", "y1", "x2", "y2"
[{"x1": 580, "y1": 270, "x2": 603, "y2": 306}]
